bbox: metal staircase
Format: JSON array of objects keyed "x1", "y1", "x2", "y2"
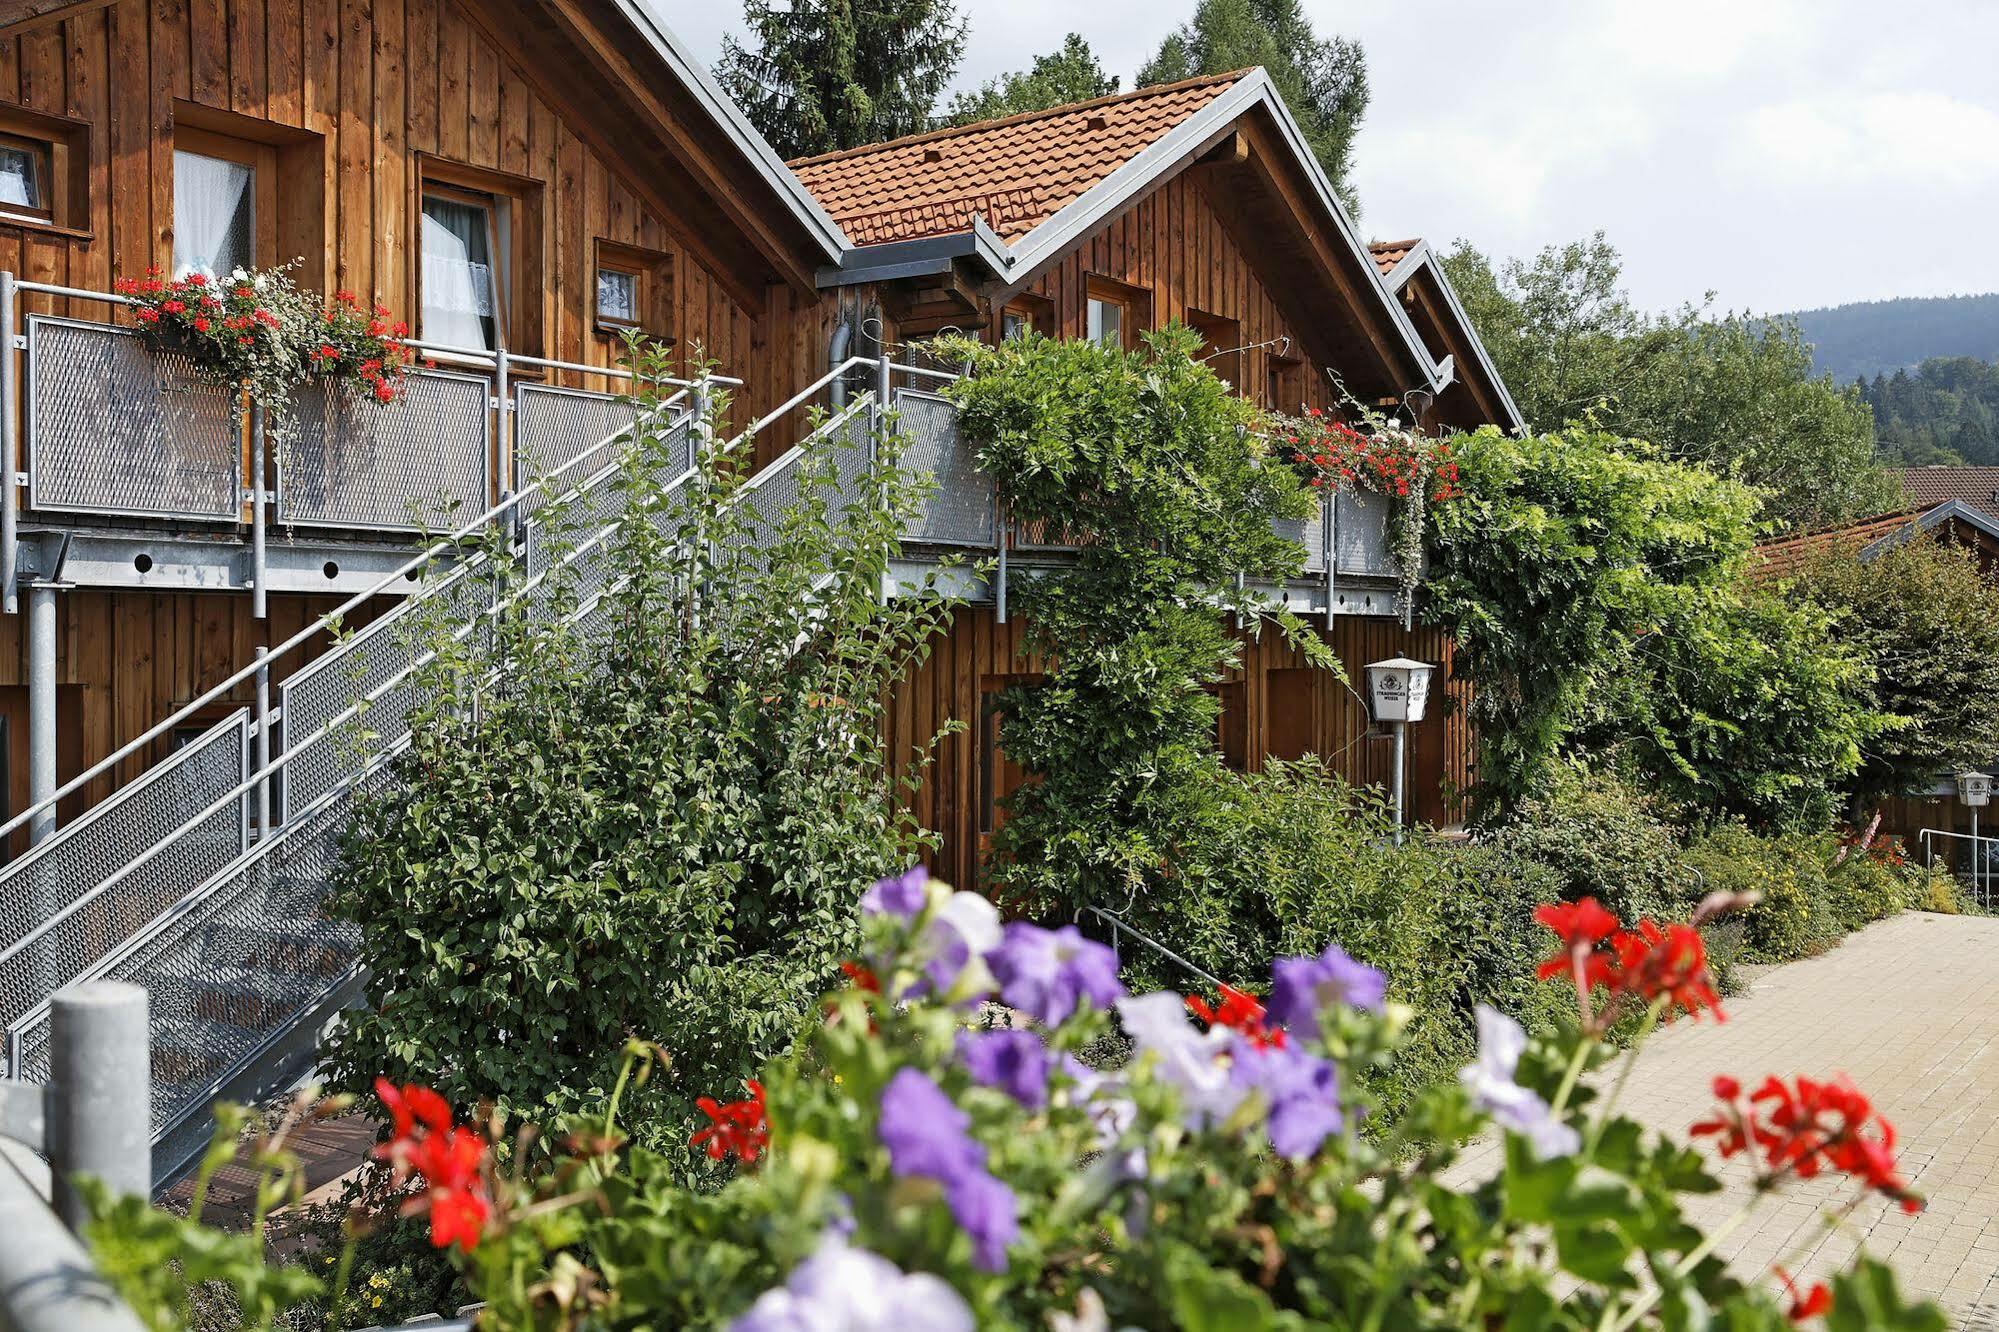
[{"x1": 0, "y1": 328, "x2": 912, "y2": 1184}]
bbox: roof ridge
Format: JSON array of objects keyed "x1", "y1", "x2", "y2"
[
  {"x1": 787, "y1": 68, "x2": 1252, "y2": 170},
  {"x1": 1369, "y1": 238, "x2": 1424, "y2": 253},
  {"x1": 1757, "y1": 508, "x2": 1926, "y2": 547}
]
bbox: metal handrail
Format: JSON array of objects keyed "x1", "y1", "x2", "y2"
[
  {"x1": 2, "y1": 389, "x2": 879, "y2": 1062},
  {"x1": 0, "y1": 268, "x2": 734, "y2": 848}
]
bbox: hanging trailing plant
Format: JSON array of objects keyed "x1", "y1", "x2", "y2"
[
  {"x1": 115, "y1": 263, "x2": 415, "y2": 409},
  {"x1": 1271, "y1": 407, "x2": 1462, "y2": 611}
]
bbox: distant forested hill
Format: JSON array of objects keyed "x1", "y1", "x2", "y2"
[
  {"x1": 1863, "y1": 357, "x2": 1999, "y2": 466},
  {"x1": 1782, "y1": 294, "x2": 1999, "y2": 383}
]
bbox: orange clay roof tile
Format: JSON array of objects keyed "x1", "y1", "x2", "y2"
[
  {"x1": 790, "y1": 72, "x2": 1247, "y2": 246},
  {"x1": 1749, "y1": 510, "x2": 1929, "y2": 583},
  {"x1": 1898, "y1": 466, "x2": 1999, "y2": 520},
  {"x1": 1368, "y1": 240, "x2": 1421, "y2": 276}
]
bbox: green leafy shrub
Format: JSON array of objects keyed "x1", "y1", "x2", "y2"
[
  {"x1": 1482, "y1": 765, "x2": 1697, "y2": 924},
  {"x1": 326, "y1": 353, "x2": 958, "y2": 1151}
]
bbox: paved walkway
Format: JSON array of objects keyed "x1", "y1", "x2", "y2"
[{"x1": 1456, "y1": 911, "x2": 1999, "y2": 1325}]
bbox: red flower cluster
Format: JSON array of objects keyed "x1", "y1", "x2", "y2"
[
  {"x1": 315, "y1": 287, "x2": 414, "y2": 403},
  {"x1": 1774, "y1": 1267, "x2": 1833, "y2": 1322},
  {"x1": 690, "y1": 1079, "x2": 770, "y2": 1164},
  {"x1": 1691, "y1": 1074, "x2": 1922, "y2": 1213},
  {"x1": 372, "y1": 1078, "x2": 494, "y2": 1251},
  {"x1": 1187, "y1": 983, "x2": 1287, "y2": 1049},
  {"x1": 1276, "y1": 408, "x2": 1463, "y2": 502},
  {"x1": 1534, "y1": 896, "x2": 1724, "y2": 1025}
]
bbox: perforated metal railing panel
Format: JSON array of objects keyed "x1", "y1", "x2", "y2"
[
  {"x1": 0, "y1": 713, "x2": 249, "y2": 1033},
  {"x1": 1333, "y1": 488, "x2": 1398, "y2": 578},
  {"x1": 514, "y1": 384, "x2": 644, "y2": 518},
  {"x1": 24, "y1": 316, "x2": 244, "y2": 520},
  {"x1": 276, "y1": 564, "x2": 488, "y2": 822},
  {"x1": 891, "y1": 389, "x2": 995, "y2": 547},
  {"x1": 280, "y1": 369, "x2": 492, "y2": 531},
  {"x1": 1273, "y1": 498, "x2": 1328, "y2": 575},
  {"x1": 6, "y1": 768, "x2": 372, "y2": 1130},
  {"x1": 735, "y1": 401, "x2": 873, "y2": 574}
]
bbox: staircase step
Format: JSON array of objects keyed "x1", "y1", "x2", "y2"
[
  {"x1": 143, "y1": 958, "x2": 318, "y2": 1029},
  {"x1": 205, "y1": 915, "x2": 356, "y2": 981},
  {"x1": 149, "y1": 1014, "x2": 262, "y2": 1089}
]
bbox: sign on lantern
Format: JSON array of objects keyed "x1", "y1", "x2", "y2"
[
  {"x1": 1957, "y1": 771, "x2": 1993, "y2": 808},
  {"x1": 1365, "y1": 657, "x2": 1435, "y2": 724}
]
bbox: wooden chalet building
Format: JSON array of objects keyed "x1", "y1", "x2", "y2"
[
  {"x1": 0, "y1": 5, "x2": 1520, "y2": 885},
  {"x1": 791, "y1": 74, "x2": 1522, "y2": 886}
]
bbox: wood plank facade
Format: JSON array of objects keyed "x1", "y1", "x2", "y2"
[{"x1": 0, "y1": 2, "x2": 1505, "y2": 889}]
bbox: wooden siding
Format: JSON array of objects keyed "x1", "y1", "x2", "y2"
[
  {"x1": 994, "y1": 169, "x2": 1340, "y2": 416},
  {"x1": 889, "y1": 607, "x2": 1473, "y2": 893},
  {"x1": 0, "y1": 0, "x2": 822, "y2": 415}
]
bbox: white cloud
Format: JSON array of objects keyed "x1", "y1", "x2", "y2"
[{"x1": 652, "y1": 0, "x2": 1999, "y2": 313}]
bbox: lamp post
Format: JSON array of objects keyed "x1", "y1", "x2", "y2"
[
  {"x1": 1957, "y1": 770, "x2": 1992, "y2": 897},
  {"x1": 1365, "y1": 657, "x2": 1435, "y2": 844}
]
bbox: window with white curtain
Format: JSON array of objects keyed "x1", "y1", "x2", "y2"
[
  {"x1": 0, "y1": 138, "x2": 49, "y2": 219},
  {"x1": 422, "y1": 191, "x2": 503, "y2": 352},
  {"x1": 1086, "y1": 296, "x2": 1124, "y2": 349},
  {"x1": 173, "y1": 149, "x2": 255, "y2": 280}
]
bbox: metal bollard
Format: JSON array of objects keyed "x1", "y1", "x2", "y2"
[{"x1": 46, "y1": 982, "x2": 150, "y2": 1232}]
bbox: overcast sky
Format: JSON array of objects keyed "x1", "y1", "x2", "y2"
[{"x1": 659, "y1": 1, "x2": 1999, "y2": 317}]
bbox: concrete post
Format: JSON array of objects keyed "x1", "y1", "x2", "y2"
[
  {"x1": 47, "y1": 982, "x2": 149, "y2": 1231},
  {"x1": 0, "y1": 1150, "x2": 147, "y2": 1332},
  {"x1": 27, "y1": 580, "x2": 56, "y2": 846}
]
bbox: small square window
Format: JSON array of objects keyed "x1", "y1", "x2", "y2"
[
  {"x1": 596, "y1": 265, "x2": 640, "y2": 328},
  {"x1": 1086, "y1": 296, "x2": 1123, "y2": 349},
  {"x1": 0, "y1": 137, "x2": 50, "y2": 221},
  {"x1": 1001, "y1": 309, "x2": 1028, "y2": 342}
]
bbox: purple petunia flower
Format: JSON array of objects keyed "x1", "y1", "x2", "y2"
[
  {"x1": 727, "y1": 1232, "x2": 973, "y2": 1331},
  {"x1": 862, "y1": 865, "x2": 930, "y2": 920},
  {"x1": 877, "y1": 1068, "x2": 1021, "y2": 1273},
  {"x1": 1460, "y1": 1004, "x2": 1578, "y2": 1161},
  {"x1": 1267, "y1": 943, "x2": 1388, "y2": 1038},
  {"x1": 879, "y1": 1069, "x2": 985, "y2": 1182},
  {"x1": 1230, "y1": 1036, "x2": 1344, "y2": 1160},
  {"x1": 944, "y1": 1167, "x2": 1019, "y2": 1273},
  {"x1": 958, "y1": 1029, "x2": 1054, "y2": 1109},
  {"x1": 1115, "y1": 991, "x2": 1245, "y2": 1130},
  {"x1": 986, "y1": 923, "x2": 1126, "y2": 1026}
]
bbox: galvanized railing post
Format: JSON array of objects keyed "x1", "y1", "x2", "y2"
[
  {"x1": 495, "y1": 346, "x2": 511, "y2": 503},
  {"x1": 1, "y1": 269, "x2": 18, "y2": 616},
  {"x1": 28, "y1": 579, "x2": 56, "y2": 846},
  {"x1": 253, "y1": 645, "x2": 272, "y2": 836},
  {"x1": 47, "y1": 981, "x2": 149, "y2": 1231},
  {"x1": 1323, "y1": 489, "x2": 1337, "y2": 628},
  {"x1": 995, "y1": 494, "x2": 1009, "y2": 624},
  {"x1": 249, "y1": 399, "x2": 267, "y2": 620}
]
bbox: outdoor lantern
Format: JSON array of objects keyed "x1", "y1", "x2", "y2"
[
  {"x1": 1365, "y1": 657, "x2": 1435, "y2": 724},
  {"x1": 1364, "y1": 657, "x2": 1436, "y2": 845},
  {"x1": 1959, "y1": 771, "x2": 1993, "y2": 808}
]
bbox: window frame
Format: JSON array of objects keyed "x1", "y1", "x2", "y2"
[
  {"x1": 419, "y1": 182, "x2": 509, "y2": 357},
  {"x1": 412, "y1": 155, "x2": 548, "y2": 364},
  {"x1": 591, "y1": 238, "x2": 674, "y2": 343},
  {"x1": 1187, "y1": 308, "x2": 1244, "y2": 394},
  {"x1": 170, "y1": 125, "x2": 279, "y2": 280},
  {"x1": 0, "y1": 105, "x2": 91, "y2": 237},
  {"x1": 996, "y1": 292, "x2": 1053, "y2": 343},
  {"x1": 1083, "y1": 274, "x2": 1151, "y2": 351},
  {"x1": 0, "y1": 132, "x2": 53, "y2": 224}
]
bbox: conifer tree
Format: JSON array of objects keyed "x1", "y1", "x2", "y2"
[
  {"x1": 946, "y1": 33, "x2": 1119, "y2": 125},
  {"x1": 718, "y1": 0, "x2": 968, "y2": 159}
]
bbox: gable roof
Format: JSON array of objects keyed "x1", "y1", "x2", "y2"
[
  {"x1": 1899, "y1": 466, "x2": 1999, "y2": 521},
  {"x1": 1749, "y1": 500, "x2": 1999, "y2": 583},
  {"x1": 791, "y1": 73, "x2": 1246, "y2": 246},
  {"x1": 1366, "y1": 239, "x2": 1524, "y2": 432},
  {"x1": 797, "y1": 68, "x2": 1459, "y2": 405}
]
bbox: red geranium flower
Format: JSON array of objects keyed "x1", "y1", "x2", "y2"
[
  {"x1": 1611, "y1": 919, "x2": 1723, "y2": 1021},
  {"x1": 1188, "y1": 983, "x2": 1286, "y2": 1049},
  {"x1": 1532, "y1": 897, "x2": 1623, "y2": 984},
  {"x1": 1773, "y1": 1267, "x2": 1832, "y2": 1322},
  {"x1": 690, "y1": 1079, "x2": 769, "y2": 1164},
  {"x1": 372, "y1": 1078, "x2": 494, "y2": 1250},
  {"x1": 373, "y1": 377, "x2": 396, "y2": 403},
  {"x1": 161, "y1": 299, "x2": 185, "y2": 315},
  {"x1": 192, "y1": 316, "x2": 210, "y2": 333},
  {"x1": 1691, "y1": 1073, "x2": 1921, "y2": 1212}
]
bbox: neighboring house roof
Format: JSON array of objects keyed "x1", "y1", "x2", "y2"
[
  {"x1": 795, "y1": 68, "x2": 1463, "y2": 405},
  {"x1": 1366, "y1": 239, "x2": 1525, "y2": 433},
  {"x1": 1749, "y1": 500, "x2": 1999, "y2": 582},
  {"x1": 1899, "y1": 466, "x2": 1999, "y2": 522},
  {"x1": 790, "y1": 73, "x2": 1246, "y2": 246}
]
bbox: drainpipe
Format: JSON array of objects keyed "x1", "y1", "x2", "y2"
[{"x1": 827, "y1": 316, "x2": 853, "y2": 411}]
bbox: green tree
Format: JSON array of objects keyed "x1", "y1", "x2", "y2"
[
  {"x1": 717, "y1": 0, "x2": 967, "y2": 159},
  {"x1": 1441, "y1": 234, "x2": 1900, "y2": 531},
  {"x1": 945, "y1": 33, "x2": 1118, "y2": 124},
  {"x1": 1136, "y1": 0, "x2": 1368, "y2": 215},
  {"x1": 1786, "y1": 533, "x2": 1999, "y2": 810}
]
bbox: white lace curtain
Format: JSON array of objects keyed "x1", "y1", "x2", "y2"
[
  {"x1": 173, "y1": 150, "x2": 254, "y2": 279},
  {"x1": 421, "y1": 196, "x2": 498, "y2": 351},
  {"x1": 0, "y1": 146, "x2": 40, "y2": 211}
]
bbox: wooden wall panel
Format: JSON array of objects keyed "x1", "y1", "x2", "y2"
[
  {"x1": 0, "y1": 0, "x2": 812, "y2": 417},
  {"x1": 888, "y1": 607, "x2": 1474, "y2": 894}
]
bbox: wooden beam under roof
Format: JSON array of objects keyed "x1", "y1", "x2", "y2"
[{"x1": 0, "y1": 0, "x2": 114, "y2": 39}]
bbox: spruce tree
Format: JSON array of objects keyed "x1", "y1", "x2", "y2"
[
  {"x1": 1137, "y1": 0, "x2": 1368, "y2": 215},
  {"x1": 945, "y1": 33, "x2": 1119, "y2": 125},
  {"x1": 718, "y1": 0, "x2": 968, "y2": 159}
]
